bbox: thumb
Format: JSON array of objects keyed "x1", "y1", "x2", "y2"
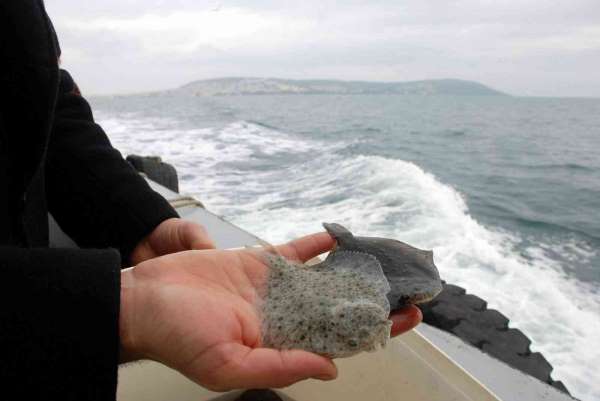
[{"x1": 390, "y1": 305, "x2": 422, "y2": 337}]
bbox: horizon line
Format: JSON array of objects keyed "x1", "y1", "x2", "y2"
[{"x1": 85, "y1": 76, "x2": 600, "y2": 99}]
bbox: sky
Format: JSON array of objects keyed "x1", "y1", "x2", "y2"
[{"x1": 46, "y1": 0, "x2": 600, "y2": 97}]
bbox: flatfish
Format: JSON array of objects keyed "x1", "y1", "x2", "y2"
[
  {"x1": 258, "y1": 223, "x2": 443, "y2": 358},
  {"x1": 260, "y1": 250, "x2": 392, "y2": 358}
]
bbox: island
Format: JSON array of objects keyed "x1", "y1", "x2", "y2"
[{"x1": 171, "y1": 77, "x2": 507, "y2": 96}]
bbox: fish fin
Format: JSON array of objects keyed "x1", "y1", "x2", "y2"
[{"x1": 323, "y1": 222, "x2": 354, "y2": 242}]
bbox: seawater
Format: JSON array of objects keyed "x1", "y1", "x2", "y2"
[{"x1": 90, "y1": 94, "x2": 600, "y2": 401}]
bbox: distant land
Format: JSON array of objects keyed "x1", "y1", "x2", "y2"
[{"x1": 171, "y1": 77, "x2": 507, "y2": 96}]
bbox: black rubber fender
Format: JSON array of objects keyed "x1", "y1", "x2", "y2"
[
  {"x1": 126, "y1": 154, "x2": 179, "y2": 193},
  {"x1": 419, "y1": 282, "x2": 570, "y2": 394},
  {"x1": 234, "y1": 389, "x2": 283, "y2": 401}
]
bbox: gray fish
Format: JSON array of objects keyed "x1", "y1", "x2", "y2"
[
  {"x1": 258, "y1": 223, "x2": 442, "y2": 358},
  {"x1": 323, "y1": 223, "x2": 443, "y2": 310},
  {"x1": 260, "y1": 251, "x2": 392, "y2": 358}
]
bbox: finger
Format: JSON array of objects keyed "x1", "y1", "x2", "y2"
[
  {"x1": 208, "y1": 344, "x2": 337, "y2": 390},
  {"x1": 181, "y1": 222, "x2": 216, "y2": 250},
  {"x1": 389, "y1": 305, "x2": 422, "y2": 337},
  {"x1": 276, "y1": 232, "x2": 335, "y2": 262}
]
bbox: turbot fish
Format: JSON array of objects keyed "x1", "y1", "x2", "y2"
[
  {"x1": 323, "y1": 223, "x2": 443, "y2": 310},
  {"x1": 258, "y1": 223, "x2": 442, "y2": 358}
]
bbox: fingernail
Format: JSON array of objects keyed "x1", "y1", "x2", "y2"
[{"x1": 314, "y1": 373, "x2": 335, "y2": 381}]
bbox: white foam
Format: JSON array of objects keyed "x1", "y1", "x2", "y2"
[{"x1": 99, "y1": 113, "x2": 600, "y2": 401}]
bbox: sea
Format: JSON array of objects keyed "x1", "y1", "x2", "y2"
[{"x1": 90, "y1": 93, "x2": 600, "y2": 401}]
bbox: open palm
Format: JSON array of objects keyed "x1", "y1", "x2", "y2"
[{"x1": 120, "y1": 232, "x2": 422, "y2": 391}]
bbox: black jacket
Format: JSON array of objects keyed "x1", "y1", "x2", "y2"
[{"x1": 0, "y1": 1, "x2": 178, "y2": 399}]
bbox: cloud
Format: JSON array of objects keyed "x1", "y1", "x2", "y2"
[
  {"x1": 60, "y1": 8, "x2": 315, "y2": 55},
  {"x1": 46, "y1": 0, "x2": 600, "y2": 96}
]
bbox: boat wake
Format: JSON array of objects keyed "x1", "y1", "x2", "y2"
[{"x1": 100, "y1": 114, "x2": 600, "y2": 400}]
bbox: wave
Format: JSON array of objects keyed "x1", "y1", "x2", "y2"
[
  {"x1": 513, "y1": 162, "x2": 595, "y2": 172},
  {"x1": 245, "y1": 120, "x2": 281, "y2": 131},
  {"x1": 99, "y1": 115, "x2": 600, "y2": 401},
  {"x1": 511, "y1": 215, "x2": 600, "y2": 242},
  {"x1": 481, "y1": 198, "x2": 600, "y2": 242}
]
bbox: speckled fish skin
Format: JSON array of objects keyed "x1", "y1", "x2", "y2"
[
  {"x1": 323, "y1": 223, "x2": 443, "y2": 310},
  {"x1": 260, "y1": 251, "x2": 392, "y2": 358}
]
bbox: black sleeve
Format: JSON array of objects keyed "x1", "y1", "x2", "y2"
[
  {"x1": 46, "y1": 70, "x2": 178, "y2": 265},
  {"x1": 0, "y1": 246, "x2": 121, "y2": 401}
]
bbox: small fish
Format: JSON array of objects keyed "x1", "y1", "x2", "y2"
[
  {"x1": 258, "y1": 223, "x2": 443, "y2": 358},
  {"x1": 323, "y1": 223, "x2": 443, "y2": 309},
  {"x1": 260, "y1": 250, "x2": 392, "y2": 358}
]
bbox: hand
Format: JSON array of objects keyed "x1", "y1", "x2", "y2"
[
  {"x1": 120, "y1": 232, "x2": 422, "y2": 391},
  {"x1": 130, "y1": 217, "x2": 215, "y2": 265}
]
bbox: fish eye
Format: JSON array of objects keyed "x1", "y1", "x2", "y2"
[{"x1": 347, "y1": 339, "x2": 359, "y2": 348}]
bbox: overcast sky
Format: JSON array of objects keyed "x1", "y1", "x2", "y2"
[{"x1": 46, "y1": 1, "x2": 600, "y2": 97}]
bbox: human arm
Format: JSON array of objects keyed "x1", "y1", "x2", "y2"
[
  {"x1": 46, "y1": 70, "x2": 215, "y2": 263},
  {"x1": 0, "y1": 246, "x2": 121, "y2": 400},
  {"x1": 45, "y1": 70, "x2": 209, "y2": 264}
]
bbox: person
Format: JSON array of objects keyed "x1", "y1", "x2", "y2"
[{"x1": 0, "y1": 1, "x2": 422, "y2": 400}]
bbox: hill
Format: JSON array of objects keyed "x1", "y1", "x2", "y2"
[{"x1": 173, "y1": 77, "x2": 507, "y2": 96}]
